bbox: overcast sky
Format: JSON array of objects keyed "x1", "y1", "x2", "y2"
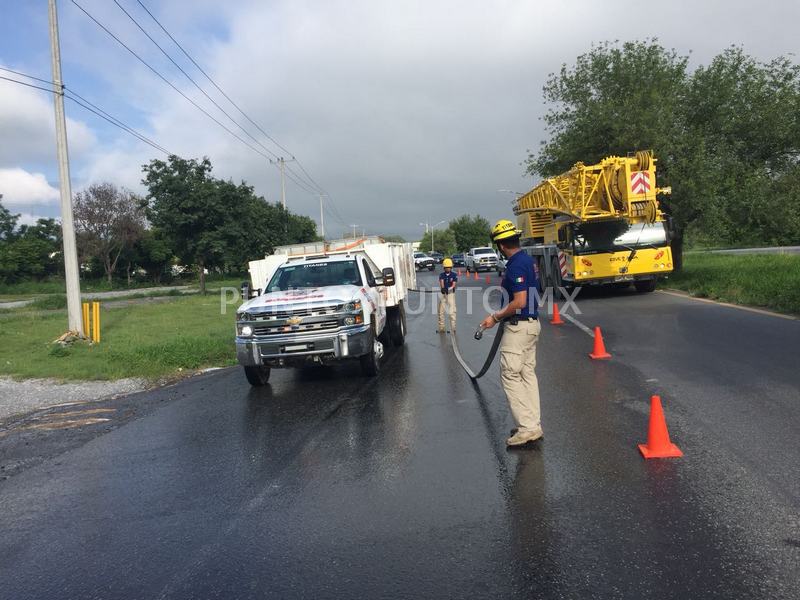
[{"x1": 1, "y1": 0, "x2": 797, "y2": 239}]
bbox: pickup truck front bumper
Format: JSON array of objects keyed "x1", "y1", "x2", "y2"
[{"x1": 236, "y1": 325, "x2": 372, "y2": 366}]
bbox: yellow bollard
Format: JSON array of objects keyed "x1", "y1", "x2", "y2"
[
  {"x1": 82, "y1": 302, "x2": 90, "y2": 337},
  {"x1": 92, "y1": 301, "x2": 100, "y2": 344}
]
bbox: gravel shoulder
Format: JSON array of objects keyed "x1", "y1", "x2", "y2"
[{"x1": 0, "y1": 376, "x2": 149, "y2": 422}]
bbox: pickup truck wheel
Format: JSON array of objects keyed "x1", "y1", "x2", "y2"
[
  {"x1": 428, "y1": 265, "x2": 435, "y2": 271},
  {"x1": 634, "y1": 279, "x2": 657, "y2": 293},
  {"x1": 388, "y1": 306, "x2": 406, "y2": 346},
  {"x1": 360, "y1": 326, "x2": 382, "y2": 376},
  {"x1": 244, "y1": 365, "x2": 271, "y2": 386}
]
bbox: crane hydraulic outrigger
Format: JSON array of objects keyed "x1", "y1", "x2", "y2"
[{"x1": 514, "y1": 150, "x2": 674, "y2": 294}]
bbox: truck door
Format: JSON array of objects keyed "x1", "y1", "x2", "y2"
[{"x1": 361, "y1": 258, "x2": 386, "y2": 331}]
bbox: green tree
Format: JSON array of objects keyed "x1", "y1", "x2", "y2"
[
  {"x1": 0, "y1": 217, "x2": 62, "y2": 283},
  {"x1": 74, "y1": 183, "x2": 146, "y2": 283},
  {"x1": 143, "y1": 156, "x2": 318, "y2": 290},
  {"x1": 449, "y1": 214, "x2": 491, "y2": 251},
  {"x1": 419, "y1": 227, "x2": 457, "y2": 255},
  {"x1": 143, "y1": 156, "x2": 233, "y2": 292},
  {"x1": 526, "y1": 40, "x2": 800, "y2": 264},
  {"x1": 0, "y1": 196, "x2": 19, "y2": 241}
]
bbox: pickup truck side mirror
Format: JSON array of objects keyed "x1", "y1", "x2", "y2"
[
  {"x1": 381, "y1": 267, "x2": 396, "y2": 287},
  {"x1": 240, "y1": 281, "x2": 251, "y2": 300}
]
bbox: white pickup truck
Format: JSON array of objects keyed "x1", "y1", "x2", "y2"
[
  {"x1": 236, "y1": 237, "x2": 415, "y2": 385},
  {"x1": 465, "y1": 246, "x2": 499, "y2": 273}
]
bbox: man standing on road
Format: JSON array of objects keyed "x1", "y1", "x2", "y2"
[
  {"x1": 480, "y1": 220, "x2": 542, "y2": 447},
  {"x1": 437, "y1": 258, "x2": 458, "y2": 333}
]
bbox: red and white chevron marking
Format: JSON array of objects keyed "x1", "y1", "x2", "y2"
[
  {"x1": 558, "y1": 251, "x2": 568, "y2": 277},
  {"x1": 630, "y1": 171, "x2": 651, "y2": 194}
]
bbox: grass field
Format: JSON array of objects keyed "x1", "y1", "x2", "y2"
[
  {"x1": 667, "y1": 253, "x2": 800, "y2": 315},
  {"x1": 0, "y1": 294, "x2": 241, "y2": 381},
  {"x1": 0, "y1": 274, "x2": 246, "y2": 297}
]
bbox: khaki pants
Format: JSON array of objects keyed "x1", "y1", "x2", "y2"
[
  {"x1": 500, "y1": 319, "x2": 541, "y2": 433},
  {"x1": 437, "y1": 292, "x2": 456, "y2": 331}
]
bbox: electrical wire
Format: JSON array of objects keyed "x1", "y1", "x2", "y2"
[
  {"x1": 69, "y1": 0, "x2": 274, "y2": 163},
  {"x1": 134, "y1": 0, "x2": 345, "y2": 218},
  {"x1": 111, "y1": 0, "x2": 280, "y2": 161},
  {"x1": 0, "y1": 71, "x2": 173, "y2": 156},
  {"x1": 0, "y1": 74, "x2": 54, "y2": 94},
  {"x1": 0, "y1": 66, "x2": 54, "y2": 86}
]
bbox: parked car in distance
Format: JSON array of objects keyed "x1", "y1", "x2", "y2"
[
  {"x1": 430, "y1": 251, "x2": 444, "y2": 263},
  {"x1": 465, "y1": 247, "x2": 499, "y2": 272},
  {"x1": 451, "y1": 253, "x2": 466, "y2": 267},
  {"x1": 413, "y1": 251, "x2": 435, "y2": 271}
]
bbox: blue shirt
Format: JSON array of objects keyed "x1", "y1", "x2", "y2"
[
  {"x1": 439, "y1": 270, "x2": 458, "y2": 293},
  {"x1": 501, "y1": 250, "x2": 538, "y2": 318}
]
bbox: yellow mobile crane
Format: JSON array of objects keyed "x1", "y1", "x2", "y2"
[{"x1": 514, "y1": 150, "x2": 674, "y2": 293}]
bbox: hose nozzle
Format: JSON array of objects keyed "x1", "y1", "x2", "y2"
[{"x1": 474, "y1": 324, "x2": 485, "y2": 340}]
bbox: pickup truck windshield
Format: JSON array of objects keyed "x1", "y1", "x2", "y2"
[
  {"x1": 266, "y1": 260, "x2": 362, "y2": 292},
  {"x1": 473, "y1": 248, "x2": 494, "y2": 255},
  {"x1": 573, "y1": 221, "x2": 668, "y2": 255}
]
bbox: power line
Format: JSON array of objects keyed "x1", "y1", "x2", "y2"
[
  {"x1": 134, "y1": 0, "x2": 344, "y2": 214},
  {"x1": 0, "y1": 74, "x2": 54, "y2": 94},
  {"x1": 111, "y1": 0, "x2": 280, "y2": 161},
  {"x1": 0, "y1": 71, "x2": 173, "y2": 156},
  {"x1": 69, "y1": 0, "x2": 274, "y2": 163},
  {"x1": 0, "y1": 66, "x2": 54, "y2": 86},
  {"x1": 135, "y1": 0, "x2": 296, "y2": 160}
]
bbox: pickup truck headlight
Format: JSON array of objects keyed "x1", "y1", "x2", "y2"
[
  {"x1": 240, "y1": 325, "x2": 253, "y2": 336},
  {"x1": 345, "y1": 300, "x2": 362, "y2": 313}
]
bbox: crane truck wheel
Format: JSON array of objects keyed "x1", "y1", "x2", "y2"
[
  {"x1": 244, "y1": 365, "x2": 271, "y2": 386},
  {"x1": 388, "y1": 305, "x2": 406, "y2": 346},
  {"x1": 360, "y1": 324, "x2": 382, "y2": 376},
  {"x1": 634, "y1": 279, "x2": 657, "y2": 293}
]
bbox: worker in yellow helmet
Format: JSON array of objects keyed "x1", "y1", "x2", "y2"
[
  {"x1": 480, "y1": 219, "x2": 543, "y2": 447},
  {"x1": 437, "y1": 257, "x2": 458, "y2": 333}
]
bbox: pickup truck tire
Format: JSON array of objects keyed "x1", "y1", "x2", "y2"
[
  {"x1": 244, "y1": 365, "x2": 271, "y2": 386},
  {"x1": 634, "y1": 279, "x2": 657, "y2": 293},
  {"x1": 360, "y1": 324, "x2": 381, "y2": 376},
  {"x1": 428, "y1": 265, "x2": 435, "y2": 271},
  {"x1": 388, "y1": 305, "x2": 406, "y2": 346}
]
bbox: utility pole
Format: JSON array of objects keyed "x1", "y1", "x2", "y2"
[
  {"x1": 317, "y1": 193, "x2": 327, "y2": 239},
  {"x1": 271, "y1": 156, "x2": 297, "y2": 211},
  {"x1": 349, "y1": 224, "x2": 359, "y2": 239},
  {"x1": 48, "y1": 0, "x2": 83, "y2": 335},
  {"x1": 278, "y1": 157, "x2": 286, "y2": 209}
]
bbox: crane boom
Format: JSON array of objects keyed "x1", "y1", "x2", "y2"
[{"x1": 515, "y1": 150, "x2": 670, "y2": 242}]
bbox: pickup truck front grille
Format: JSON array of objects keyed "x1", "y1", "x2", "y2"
[
  {"x1": 249, "y1": 304, "x2": 344, "y2": 321},
  {"x1": 253, "y1": 319, "x2": 340, "y2": 336}
]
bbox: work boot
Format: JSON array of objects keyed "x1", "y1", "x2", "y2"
[{"x1": 506, "y1": 427, "x2": 543, "y2": 447}]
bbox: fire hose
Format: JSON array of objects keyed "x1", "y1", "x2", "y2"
[{"x1": 409, "y1": 288, "x2": 504, "y2": 380}]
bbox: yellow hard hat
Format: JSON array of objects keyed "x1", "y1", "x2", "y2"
[
  {"x1": 491, "y1": 219, "x2": 521, "y2": 242},
  {"x1": 442, "y1": 258, "x2": 454, "y2": 268}
]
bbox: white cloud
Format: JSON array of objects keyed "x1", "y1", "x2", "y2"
[
  {"x1": 6, "y1": 0, "x2": 800, "y2": 239},
  {"x1": 0, "y1": 71, "x2": 96, "y2": 166},
  {"x1": 0, "y1": 167, "x2": 59, "y2": 206}
]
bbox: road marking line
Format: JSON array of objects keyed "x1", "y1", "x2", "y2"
[
  {"x1": 658, "y1": 290, "x2": 798, "y2": 321},
  {"x1": 560, "y1": 312, "x2": 595, "y2": 337}
]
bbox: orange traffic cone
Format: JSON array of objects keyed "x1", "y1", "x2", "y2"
[
  {"x1": 550, "y1": 303, "x2": 564, "y2": 325},
  {"x1": 638, "y1": 395, "x2": 683, "y2": 459},
  {"x1": 485, "y1": 275, "x2": 491, "y2": 284},
  {"x1": 474, "y1": 271, "x2": 479, "y2": 281},
  {"x1": 589, "y1": 326, "x2": 611, "y2": 359}
]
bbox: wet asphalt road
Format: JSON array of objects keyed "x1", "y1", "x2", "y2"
[{"x1": 1, "y1": 271, "x2": 799, "y2": 599}]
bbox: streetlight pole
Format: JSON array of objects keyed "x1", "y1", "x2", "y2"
[{"x1": 48, "y1": 0, "x2": 83, "y2": 335}]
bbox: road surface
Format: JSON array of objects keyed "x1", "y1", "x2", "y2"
[{"x1": 1, "y1": 271, "x2": 798, "y2": 599}]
